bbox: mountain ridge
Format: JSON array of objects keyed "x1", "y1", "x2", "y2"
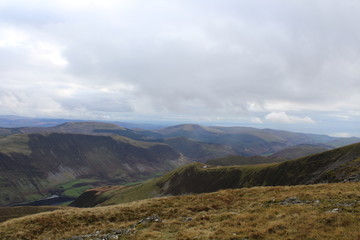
[
  {"x1": 73, "y1": 142, "x2": 360, "y2": 207},
  {"x1": 0, "y1": 132, "x2": 189, "y2": 205}
]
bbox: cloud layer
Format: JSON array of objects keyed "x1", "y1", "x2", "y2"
[{"x1": 0, "y1": 0, "x2": 360, "y2": 135}]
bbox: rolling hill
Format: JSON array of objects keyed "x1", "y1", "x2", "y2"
[
  {"x1": 205, "y1": 144, "x2": 329, "y2": 166},
  {"x1": 1, "y1": 121, "x2": 359, "y2": 206},
  {"x1": 142, "y1": 124, "x2": 360, "y2": 156},
  {"x1": 269, "y1": 144, "x2": 329, "y2": 159},
  {"x1": 164, "y1": 137, "x2": 236, "y2": 162},
  {"x1": 0, "y1": 133, "x2": 189, "y2": 205},
  {"x1": 72, "y1": 142, "x2": 360, "y2": 207},
  {"x1": 1, "y1": 121, "x2": 359, "y2": 161}
]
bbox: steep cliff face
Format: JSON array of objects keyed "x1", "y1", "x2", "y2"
[{"x1": 0, "y1": 133, "x2": 188, "y2": 205}]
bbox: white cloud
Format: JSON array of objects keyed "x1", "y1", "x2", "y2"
[
  {"x1": 30, "y1": 42, "x2": 68, "y2": 67},
  {"x1": 265, "y1": 112, "x2": 315, "y2": 124},
  {"x1": 0, "y1": 0, "x2": 359, "y2": 136},
  {"x1": 251, "y1": 117, "x2": 263, "y2": 124}
]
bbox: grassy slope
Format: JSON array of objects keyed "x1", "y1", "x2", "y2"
[
  {"x1": 0, "y1": 132, "x2": 187, "y2": 205},
  {"x1": 205, "y1": 155, "x2": 284, "y2": 166},
  {"x1": 75, "y1": 142, "x2": 360, "y2": 207},
  {"x1": 71, "y1": 163, "x2": 275, "y2": 207},
  {"x1": 269, "y1": 144, "x2": 329, "y2": 160},
  {"x1": 0, "y1": 206, "x2": 69, "y2": 223},
  {"x1": 164, "y1": 137, "x2": 236, "y2": 162},
  {"x1": 0, "y1": 182, "x2": 359, "y2": 240},
  {"x1": 56, "y1": 179, "x2": 101, "y2": 198},
  {"x1": 0, "y1": 134, "x2": 31, "y2": 154},
  {"x1": 149, "y1": 124, "x2": 360, "y2": 156}
]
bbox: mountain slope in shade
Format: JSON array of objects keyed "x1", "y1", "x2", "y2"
[
  {"x1": 159, "y1": 143, "x2": 360, "y2": 196},
  {"x1": 0, "y1": 133, "x2": 189, "y2": 205},
  {"x1": 73, "y1": 142, "x2": 360, "y2": 207}
]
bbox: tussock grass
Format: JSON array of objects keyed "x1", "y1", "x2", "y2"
[
  {"x1": 0, "y1": 182, "x2": 359, "y2": 240},
  {"x1": 0, "y1": 206, "x2": 68, "y2": 223}
]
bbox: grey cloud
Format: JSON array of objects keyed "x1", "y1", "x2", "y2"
[
  {"x1": 56, "y1": 1, "x2": 360, "y2": 110},
  {"x1": 0, "y1": 1, "x2": 62, "y2": 26},
  {"x1": 58, "y1": 91, "x2": 134, "y2": 113},
  {"x1": 0, "y1": 0, "x2": 360, "y2": 135}
]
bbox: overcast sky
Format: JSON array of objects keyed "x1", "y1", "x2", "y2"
[{"x1": 0, "y1": 0, "x2": 360, "y2": 136}]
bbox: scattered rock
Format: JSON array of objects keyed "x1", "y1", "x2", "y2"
[
  {"x1": 182, "y1": 217, "x2": 193, "y2": 222},
  {"x1": 342, "y1": 175, "x2": 360, "y2": 183},
  {"x1": 280, "y1": 197, "x2": 302, "y2": 205},
  {"x1": 62, "y1": 215, "x2": 162, "y2": 240},
  {"x1": 336, "y1": 202, "x2": 355, "y2": 207},
  {"x1": 327, "y1": 208, "x2": 341, "y2": 213}
]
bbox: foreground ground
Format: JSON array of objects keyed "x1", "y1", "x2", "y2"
[{"x1": 0, "y1": 182, "x2": 359, "y2": 240}]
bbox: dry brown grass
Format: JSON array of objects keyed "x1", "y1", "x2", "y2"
[
  {"x1": 0, "y1": 206, "x2": 68, "y2": 223},
  {"x1": 0, "y1": 182, "x2": 359, "y2": 240}
]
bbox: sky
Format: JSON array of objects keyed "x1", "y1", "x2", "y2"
[{"x1": 0, "y1": 0, "x2": 360, "y2": 137}]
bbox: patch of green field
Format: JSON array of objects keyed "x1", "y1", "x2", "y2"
[
  {"x1": 98, "y1": 178, "x2": 161, "y2": 206},
  {"x1": 26, "y1": 194, "x2": 45, "y2": 202},
  {"x1": 57, "y1": 179, "x2": 98, "y2": 189},
  {"x1": 122, "y1": 180, "x2": 146, "y2": 187},
  {"x1": 63, "y1": 186, "x2": 93, "y2": 198},
  {"x1": 56, "y1": 179, "x2": 100, "y2": 198}
]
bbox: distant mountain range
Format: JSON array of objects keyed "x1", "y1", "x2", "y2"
[
  {"x1": 0, "y1": 116, "x2": 359, "y2": 240},
  {"x1": 0, "y1": 119, "x2": 359, "y2": 206},
  {"x1": 0, "y1": 115, "x2": 167, "y2": 129},
  {"x1": 141, "y1": 124, "x2": 359, "y2": 155}
]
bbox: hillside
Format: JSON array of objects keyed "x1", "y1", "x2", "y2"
[
  {"x1": 159, "y1": 142, "x2": 360, "y2": 195},
  {"x1": 0, "y1": 133, "x2": 189, "y2": 205},
  {"x1": 2, "y1": 121, "x2": 359, "y2": 161},
  {"x1": 205, "y1": 155, "x2": 284, "y2": 166},
  {"x1": 0, "y1": 206, "x2": 69, "y2": 223},
  {"x1": 1, "y1": 182, "x2": 359, "y2": 239},
  {"x1": 143, "y1": 124, "x2": 360, "y2": 156},
  {"x1": 206, "y1": 144, "x2": 329, "y2": 166},
  {"x1": 164, "y1": 137, "x2": 236, "y2": 162},
  {"x1": 269, "y1": 144, "x2": 329, "y2": 159},
  {"x1": 0, "y1": 122, "x2": 162, "y2": 143},
  {"x1": 72, "y1": 142, "x2": 360, "y2": 207}
]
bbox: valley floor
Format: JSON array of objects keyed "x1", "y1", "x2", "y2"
[{"x1": 0, "y1": 182, "x2": 359, "y2": 240}]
